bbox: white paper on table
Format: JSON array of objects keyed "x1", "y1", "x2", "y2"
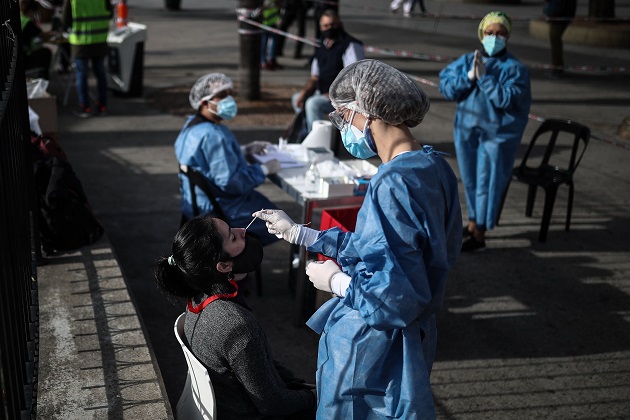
[
  {"x1": 316, "y1": 160, "x2": 347, "y2": 177},
  {"x1": 253, "y1": 148, "x2": 305, "y2": 169}
]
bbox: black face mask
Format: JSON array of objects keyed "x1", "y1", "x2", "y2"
[
  {"x1": 321, "y1": 27, "x2": 341, "y2": 40},
  {"x1": 225, "y1": 235, "x2": 264, "y2": 274}
]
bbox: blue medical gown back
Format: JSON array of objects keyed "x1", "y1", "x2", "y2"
[{"x1": 306, "y1": 147, "x2": 462, "y2": 418}]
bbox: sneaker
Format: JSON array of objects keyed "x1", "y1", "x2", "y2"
[
  {"x1": 461, "y1": 236, "x2": 486, "y2": 253},
  {"x1": 95, "y1": 105, "x2": 107, "y2": 116},
  {"x1": 73, "y1": 105, "x2": 92, "y2": 118}
]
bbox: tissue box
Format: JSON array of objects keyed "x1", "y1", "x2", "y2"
[{"x1": 320, "y1": 176, "x2": 355, "y2": 197}]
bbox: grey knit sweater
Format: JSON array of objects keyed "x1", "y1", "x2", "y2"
[{"x1": 184, "y1": 294, "x2": 316, "y2": 419}]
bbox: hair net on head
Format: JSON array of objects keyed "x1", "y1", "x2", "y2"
[
  {"x1": 478, "y1": 11, "x2": 512, "y2": 41},
  {"x1": 329, "y1": 59, "x2": 430, "y2": 128},
  {"x1": 189, "y1": 73, "x2": 233, "y2": 109}
]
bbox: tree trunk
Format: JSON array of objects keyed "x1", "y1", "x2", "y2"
[{"x1": 238, "y1": 0, "x2": 263, "y2": 100}]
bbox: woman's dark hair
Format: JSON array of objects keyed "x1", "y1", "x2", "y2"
[{"x1": 154, "y1": 215, "x2": 230, "y2": 299}]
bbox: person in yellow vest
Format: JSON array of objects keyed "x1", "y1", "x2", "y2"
[
  {"x1": 63, "y1": 0, "x2": 113, "y2": 117},
  {"x1": 20, "y1": 0, "x2": 55, "y2": 80},
  {"x1": 260, "y1": 0, "x2": 283, "y2": 70}
]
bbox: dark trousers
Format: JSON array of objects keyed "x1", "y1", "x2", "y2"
[
  {"x1": 275, "y1": 0, "x2": 307, "y2": 58},
  {"x1": 549, "y1": 21, "x2": 571, "y2": 69}
]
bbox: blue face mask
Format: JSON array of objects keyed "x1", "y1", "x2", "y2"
[
  {"x1": 482, "y1": 35, "x2": 507, "y2": 56},
  {"x1": 210, "y1": 95, "x2": 238, "y2": 120},
  {"x1": 341, "y1": 113, "x2": 377, "y2": 159}
]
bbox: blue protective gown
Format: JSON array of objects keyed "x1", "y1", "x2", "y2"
[
  {"x1": 306, "y1": 147, "x2": 462, "y2": 419},
  {"x1": 174, "y1": 115, "x2": 277, "y2": 244},
  {"x1": 439, "y1": 50, "x2": 531, "y2": 230}
]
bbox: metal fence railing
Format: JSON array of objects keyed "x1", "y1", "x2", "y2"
[{"x1": 0, "y1": 1, "x2": 39, "y2": 419}]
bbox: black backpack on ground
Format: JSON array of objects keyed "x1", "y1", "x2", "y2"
[{"x1": 32, "y1": 135, "x2": 104, "y2": 253}]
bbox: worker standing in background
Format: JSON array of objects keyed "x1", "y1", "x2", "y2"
[
  {"x1": 63, "y1": 0, "x2": 113, "y2": 117},
  {"x1": 543, "y1": 0, "x2": 577, "y2": 77},
  {"x1": 439, "y1": 11, "x2": 531, "y2": 252}
]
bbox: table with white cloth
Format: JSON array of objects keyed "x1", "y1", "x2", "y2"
[{"x1": 256, "y1": 144, "x2": 378, "y2": 326}]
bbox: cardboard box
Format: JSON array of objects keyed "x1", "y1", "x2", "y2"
[
  {"x1": 28, "y1": 93, "x2": 58, "y2": 138},
  {"x1": 320, "y1": 176, "x2": 355, "y2": 197}
]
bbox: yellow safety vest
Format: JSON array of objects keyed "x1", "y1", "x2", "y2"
[{"x1": 68, "y1": 0, "x2": 110, "y2": 45}]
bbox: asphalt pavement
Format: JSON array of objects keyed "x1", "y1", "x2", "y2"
[{"x1": 43, "y1": 0, "x2": 630, "y2": 418}]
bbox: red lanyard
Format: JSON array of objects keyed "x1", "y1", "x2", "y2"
[{"x1": 187, "y1": 280, "x2": 239, "y2": 314}]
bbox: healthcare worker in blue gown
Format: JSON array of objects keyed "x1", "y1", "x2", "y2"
[
  {"x1": 175, "y1": 73, "x2": 281, "y2": 245},
  {"x1": 439, "y1": 11, "x2": 531, "y2": 253},
  {"x1": 254, "y1": 59, "x2": 462, "y2": 419}
]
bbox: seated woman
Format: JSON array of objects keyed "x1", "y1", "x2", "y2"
[{"x1": 154, "y1": 215, "x2": 316, "y2": 419}]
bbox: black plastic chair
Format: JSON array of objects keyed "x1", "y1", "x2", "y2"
[
  {"x1": 179, "y1": 165, "x2": 263, "y2": 296},
  {"x1": 501, "y1": 119, "x2": 590, "y2": 242}
]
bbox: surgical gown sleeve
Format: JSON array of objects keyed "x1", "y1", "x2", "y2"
[
  {"x1": 439, "y1": 53, "x2": 476, "y2": 101},
  {"x1": 476, "y1": 62, "x2": 530, "y2": 110},
  {"x1": 177, "y1": 122, "x2": 266, "y2": 195}
]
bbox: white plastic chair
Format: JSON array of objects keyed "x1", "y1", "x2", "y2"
[{"x1": 174, "y1": 313, "x2": 217, "y2": 420}]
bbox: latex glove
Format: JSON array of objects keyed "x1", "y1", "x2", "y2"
[
  {"x1": 306, "y1": 260, "x2": 341, "y2": 293},
  {"x1": 262, "y1": 159, "x2": 281, "y2": 175},
  {"x1": 467, "y1": 55, "x2": 476, "y2": 81},
  {"x1": 243, "y1": 140, "x2": 271, "y2": 156},
  {"x1": 253, "y1": 209, "x2": 297, "y2": 241},
  {"x1": 475, "y1": 50, "x2": 486, "y2": 79},
  {"x1": 253, "y1": 210, "x2": 320, "y2": 245}
]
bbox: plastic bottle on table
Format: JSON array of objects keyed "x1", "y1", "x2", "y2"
[{"x1": 117, "y1": 0, "x2": 128, "y2": 28}]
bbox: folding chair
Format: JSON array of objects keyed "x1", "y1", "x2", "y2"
[
  {"x1": 174, "y1": 313, "x2": 217, "y2": 420},
  {"x1": 500, "y1": 118, "x2": 590, "y2": 242}
]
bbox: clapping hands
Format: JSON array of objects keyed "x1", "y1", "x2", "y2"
[{"x1": 467, "y1": 50, "x2": 486, "y2": 81}]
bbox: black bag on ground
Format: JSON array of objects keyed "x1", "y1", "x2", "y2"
[{"x1": 33, "y1": 156, "x2": 104, "y2": 253}]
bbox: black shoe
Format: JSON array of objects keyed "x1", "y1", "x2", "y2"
[
  {"x1": 461, "y1": 236, "x2": 486, "y2": 253},
  {"x1": 462, "y1": 226, "x2": 473, "y2": 238}
]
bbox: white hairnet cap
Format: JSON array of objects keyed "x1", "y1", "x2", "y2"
[
  {"x1": 329, "y1": 59, "x2": 430, "y2": 127},
  {"x1": 189, "y1": 73, "x2": 233, "y2": 109}
]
